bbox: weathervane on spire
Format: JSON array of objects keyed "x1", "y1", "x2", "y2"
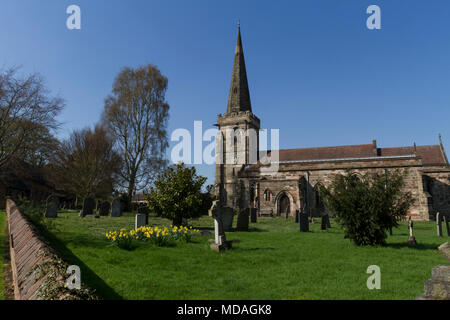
[{"x1": 238, "y1": 20, "x2": 240, "y2": 28}]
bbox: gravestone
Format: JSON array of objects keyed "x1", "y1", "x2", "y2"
[
  {"x1": 321, "y1": 214, "x2": 329, "y2": 230},
  {"x1": 45, "y1": 196, "x2": 59, "y2": 218},
  {"x1": 326, "y1": 214, "x2": 331, "y2": 228},
  {"x1": 250, "y1": 208, "x2": 257, "y2": 223},
  {"x1": 407, "y1": 217, "x2": 417, "y2": 246},
  {"x1": 299, "y1": 212, "x2": 309, "y2": 232},
  {"x1": 135, "y1": 214, "x2": 147, "y2": 229},
  {"x1": 99, "y1": 202, "x2": 110, "y2": 216},
  {"x1": 444, "y1": 215, "x2": 450, "y2": 237},
  {"x1": 436, "y1": 212, "x2": 442, "y2": 237},
  {"x1": 209, "y1": 201, "x2": 233, "y2": 252},
  {"x1": 236, "y1": 208, "x2": 249, "y2": 231},
  {"x1": 417, "y1": 242, "x2": 450, "y2": 300},
  {"x1": 111, "y1": 199, "x2": 122, "y2": 217},
  {"x1": 80, "y1": 197, "x2": 95, "y2": 217},
  {"x1": 208, "y1": 202, "x2": 234, "y2": 232}
]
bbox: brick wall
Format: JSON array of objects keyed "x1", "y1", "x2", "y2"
[{"x1": 6, "y1": 199, "x2": 97, "y2": 300}]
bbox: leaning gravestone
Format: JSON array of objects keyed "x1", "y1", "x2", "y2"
[
  {"x1": 436, "y1": 212, "x2": 442, "y2": 237},
  {"x1": 111, "y1": 199, "x2": 122, "y2": 217},
  {"x1": 135, "y1": 214, "x2": 147, "y2": 229},
  {"x1": 299, "y1": 212, "x2": 309, "y2": 232},
  {"x1": 45, "y1": 196, "x2": 59, "y2": 218},
  {"x1": 236, "y1": 208, "x2": 249, "y2": 231},
  {"x1": 81, "y1": 197, "x2": 95, "y2": 217}
]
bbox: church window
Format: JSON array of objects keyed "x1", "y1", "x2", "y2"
[{"x1": 264, "y1": 189, "x2": 272, "y2": 201}]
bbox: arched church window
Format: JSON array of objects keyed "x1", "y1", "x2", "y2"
[{"x1": 264, "y1": 189, "x2": 272, "y2": 201}]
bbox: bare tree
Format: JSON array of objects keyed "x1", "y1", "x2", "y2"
[
  {"x1": 102, "y1": 64, "x2": 170, "y2": 208},
  {"x1": 49, "y1": 125, "x2": 121, "y2": 201},
  {"x1": 0, "y1": 67, "x2": 64, "y2": 169}
]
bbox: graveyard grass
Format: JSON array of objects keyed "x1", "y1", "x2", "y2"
[
  {"x1": 0, "y1": 211, "x2": 5, "y2": 300},
  {"x1": 42, "y1": 211, "x2": 449, "y2": 300}
]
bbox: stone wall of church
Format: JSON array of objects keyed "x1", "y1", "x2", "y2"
[
  {"x1": 241, "y1": 158, "x2": 450, "y2": 221},
  {"x1": 421, "y1": 167, "x2": 450, "y2": 220}
]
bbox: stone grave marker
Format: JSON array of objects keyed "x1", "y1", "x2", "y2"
[
  {"x1": 45, "y1": 195, "x2": 59, "y2": 218},
  {"x1": 326, "y1": 214, "x2": 331, "y2": 228},
  {"x1": 135, "y1": 214, "x2": 147, "y2": 229},
  {"x1": 436, "y1": 212, "x2": 442, "y2": 237},
  {"x1": 407, "y1": 216, "x2": 417, "y2": 246},
  {"x1": 299, "y1": 212, "x2": 309, "y2": 232},
  {"x1": 111, "y1": 199, "x2": 122, "y2": 217},
  {"x1": 250, "y1": 208, "x2": 257, "y2": 223},
  {"x1": 444, "y1": 215, "x2": 450, "y2": 237},
  {"x1": 99, "y1": 201, "x2": 110, "y2": 216},
  {"x1": 209, "y1": 200, "x2": 232, "y2": 252},
  {"x1": 417, "y1": 242, "x2": 450, "y2": 300},
  {"x1": 236, "y1": 208, "x2": 249, "y2": 231},
  {"x1": 81, "y1": 197, "x2": 95, "y2": 217}
]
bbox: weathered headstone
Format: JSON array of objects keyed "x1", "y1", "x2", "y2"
[
  {"x1": 45, "y1": 196, "x2": 59, "y2": 218},
  {"x1": 80, "y1": 197, "x2": 95, "y2": 217},
  {"x1": 209, "y1": 202, "x2": 234, "y2": 231},
  {"x1": 321, "y1": 214, "x2": 328, "y2": 230},
  {"x1": 436, "y1": 212, "x2": 442, "y2": 237},
  {"x1": 407, "y1": 216, "x2": 417, "y2": 246},
  {"x1": 111, "y1": 199, "x2": 122, "y2": 217},
  {"x1": 209, "y1": 200, "x2": 233, "y2": 252},
  {"x1": 99, "y1": 202, "x2": 110, "y2": 216},
  {"x1": 444, "y1": 215, "x2": 450, "y2": 237},
  {"x1": 299, "y1": 212, "x2": 309, "y2": 232},
  {"x1": 135, "y1": 214, "x2": 147, "y2": 229},
  {"x1": 236, "y1": 208, "x2": 249, "y2": 231},
  {"x1": 250, "y1": 208, "x2": 257, "y2": 223},
  {"x1": 417, "y1": 242, "x2": 450, "y2": 300},
  {"x1": 439, "y1": 242, "x2": 450, "y2": 262}
]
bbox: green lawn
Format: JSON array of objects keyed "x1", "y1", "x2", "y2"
[
  {"x1": 0, "y1": 211, "x2": 5, "y2": 300},
  {"x1": 43, "y1": 211, "x2": 449, "y2": 300}
]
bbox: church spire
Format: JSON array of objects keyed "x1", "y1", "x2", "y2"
[{"x1": 226, "y1": 23, "x2": 252, "y2": 114}]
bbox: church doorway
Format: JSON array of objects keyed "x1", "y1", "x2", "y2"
[{"x1": 278, "y1": 193, "x2": 290, "y2": 217}]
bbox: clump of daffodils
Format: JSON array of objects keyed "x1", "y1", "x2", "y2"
[
  {"x1": 106, "y1": 229, "x2": 133, "y2": 250},
  {"x1": 106, "y1": 225, "x2": 200, "y2": 249}
]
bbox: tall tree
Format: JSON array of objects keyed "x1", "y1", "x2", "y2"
[
  {"x1": 0, "y1": 67, "x2": 64, "y2": 169},
  {"x1": 49, "y1": 125, "x2": 121, "y2": 201},
  {"x1": 103, "y1": 64, "x2": 170, "y2": 209}
]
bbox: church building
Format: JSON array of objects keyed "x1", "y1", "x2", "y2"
[{"x1": 214, "y1": 25, "x2": 450, "y2": 221}]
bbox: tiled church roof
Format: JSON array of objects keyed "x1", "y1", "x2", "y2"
[
  {"x1": 379, "y1": 145, "x2": 446, "y2": 165},
  {"x1": 260, "y1": 143, "x2": 447, "y2": 166}
]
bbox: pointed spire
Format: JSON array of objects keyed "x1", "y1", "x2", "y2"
[{"x1": 226, "y1": 22, "x2": 252, "y2": 114}]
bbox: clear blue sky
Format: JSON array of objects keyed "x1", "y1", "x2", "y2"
[{"x1": 1, "y1": 0, "x2": 450, "y2": 186}]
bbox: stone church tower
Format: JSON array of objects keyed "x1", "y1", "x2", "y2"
[{"x1": 215, "y1": 24, "x2": 260, "y2": 212}]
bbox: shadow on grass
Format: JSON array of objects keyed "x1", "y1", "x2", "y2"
[
  {"x1": 40, "y1": 228, "x2": 123, "y2": 300},
  {"x1": 385, "y1": 242, "x2": 441, "y2": 250},
  {"x1": 232, "y1": 247, "x2": 276, "y2": 252}
]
